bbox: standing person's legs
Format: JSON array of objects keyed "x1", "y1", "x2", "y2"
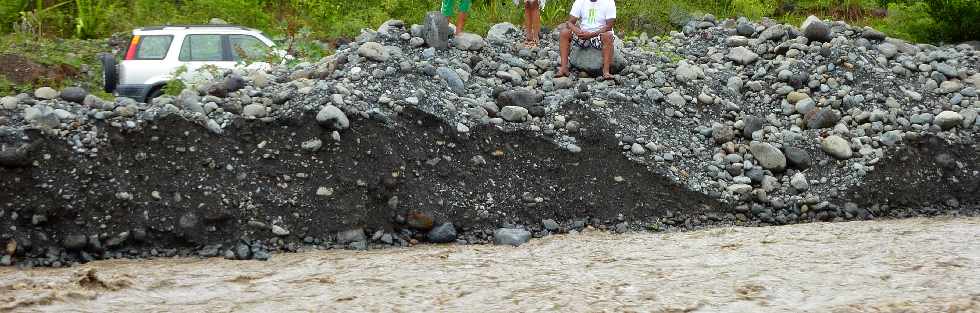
[
  {"x1": 528, "y1": 0, "x2": 541, "y2": 46},
  {"x1": 455, "y1": 0, "x2": 472, "y2": 34},
  {"x1": 441, "y1": 0, "x2": 455, "y2": 18},
  {"x1": 523, "y1": 1, "x2": 533, "y2": 46}
]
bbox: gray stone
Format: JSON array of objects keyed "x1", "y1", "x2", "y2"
[
  {"x1": 726, "y1": 46, "x2": 759, "y2": 65},
  {"x1": 570, "y1": 43, "x2": 626, "y2": 76},
  {"x1": 177, "y1": 89, "x2": 201, "y2": 111},
  {"x1": 497, "y1": 89, "x2": 542, "y2": 107},
  {"x1": 749, "y1": 141, "x2": 787, "y2": 172},
  {"x1": 630, "y1": 143, "x2": 647, "y2": 155},
  {"x1": 961, "y1": 108, "x2": 977, "y2": 128},
  {"x1": 784, "y1": 147, "x2": 812, "y2": 169},
  {"x1": 63, "y1": 234, "x2": 88, "y2": 250},
  {"x1": 790, "y1": 172, "x2": 809, "y2": 191},
  {"x1": 675, "y1": 61, "x2": 704, "y2": 83},
  {"x1": 742, "y1": 116, "x2": 764, "y2": 139},
  {"x1": 500, "y1": 106, "x2": 529, "y2": 122},
  {"x1": 494, "y1": 228, "x2": 531, "y2": 246},
  {"x1": 223, "y1": 74, "x2": 245, "y2": 92},
  {"x1": 0, "y1": 96, "x2": 18, "y2": 110},
  {"x1": 542, "y1": 219, "x2": 560, "y2": 232},
  {"x1": 796, "y1": 98, "x2": 817, "y2": 115},
  {"x1": 805, "y1": 108, "x2": 842, "y2": 129},
  {"x1": 821, "y1": 135, "x2": 852, "y2": 159},
  {"x1": 23, "y1": 105, "x2": 59, "y2": 129},
  {"x1": 301, "y1": 138, "x2": 323, "y2": 151},
  {"x1": 60, "y1": 87, "x2": 88, "y2": 103},
  {"x1": 272, "y1": 225, "x2": 290, "y2": 236},
  {"x1": 336, "y1": 228, "x2": 366, "y2": 245},
  {"x1": 487, "y1": 22, "x2": 519, "y2": 45},
  {"x1": 423, "y1": 12, "x2": 451, "y2": 50},
  {"x1": 357, "y1": 42, "x2": 389, "y2": 62},
  {"x1": 316, "y1": 105, "x2": 350, "y2": 129},
  {"x1": 877, "y1": 43, "x2": 898, "y2": 58},
  {"x1": 242, "y1": 104, "x2": 267, "y2": 118},
  {"x1": 437, "y1": 67, "x2": 465, "y2": 95},
  {"x1": 427, "y1": 223, "x2": 457, "y2": 243},
  {"x1": 862, "y1": 27, "x2": 886, "y2": 41},
  {"x1": 34, "y1": 87, "x2": 59, "y2": 100},
  {"x1": 801, "y1": 15, "x2": 832, "y2": 42},
  {"x1": 938, "y1": 81, "x2": 962, "y2": 94},
  {"x1": 880, "y1": 130, "x2": 902, "y2": 146},
  {"x1": 454, "y1": 32, "x2": 485, "y2": 51},
  {"x1": 667, "y1": 92, "x2": 686, "y2": 106},
  {"x1": 934, "y1": 111, "x2": 963, "y2": 130},
  {"x1": 712, "y1": 123, "x2": 735, "y2": 144},
  {"x1": 736, "y1": 23, "x2": 755, "y2": 37}
]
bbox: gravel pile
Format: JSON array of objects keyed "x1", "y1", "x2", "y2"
[{"x1": 1, "y1": 14, "x2": 978, "y2": 266}]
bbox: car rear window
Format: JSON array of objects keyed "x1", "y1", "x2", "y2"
[
  {"x1": 133, "y1": 35, "x2": 173, "y2": 60},
  {"x1": 179, "y1": 34, "x2": 225, "y2": 62},
  {"x1": 230, "y1": 35, "x2": 270, "y2": 61}
]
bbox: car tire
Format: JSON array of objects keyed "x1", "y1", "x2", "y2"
[
  {"x1": 100, "y1": 53, "x2": 119, "y2": 93},
  {"x1": 145, "y1": 86, "x2": 164, "y2": 103}
]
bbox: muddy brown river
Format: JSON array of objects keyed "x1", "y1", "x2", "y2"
[{"x1": 2, "y1": 218, "x2": 979, "y2": 312}]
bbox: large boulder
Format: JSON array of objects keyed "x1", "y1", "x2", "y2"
[
  {"x1": 487, "y1": 22, "x2": 519, "y2": 45},
  {"x1": 427, "y1": 223, "x2": 457, "y2": 243},
  {"x1": 801, "y1": 15, "x2": 832, "y2": 42},
  {"x1": 422, "y1": 11, "x2": 451, "y2": 50},
  {"x1": 454, "y1": 32, "x2": 485, "y2": 51},
  {"x1": 60, "y1": 87, "x2": 88, "y2": 104},
  {"x1": 674, "y1": 60, "x2": 704, "y2": 83},
  {"x1": 821, "y1": 135, "x2": 852, "y2": 159},
  {"x1": 726, "y1": 46, "x2": 758, "y2": 65},
  {"x1": 436, "y1": 67, "x2": 465, "y2": 95},
  {"x1": 34, "y1": 87, "x2": 59, "y2": 100},
  {"x1": 497, "y1": 89, "x2": 542, "y2": 108},
  {"x1": 569, "y1": 41, "x2": 626, "y2": 76},
  {"x1": 493, "y1": 228, "x2": 531, "y2": 246},
  {"x1": 357, "y1": 42, "x2": 389, "y2": 62},
  {"x1": 749, "y1": 141, "x2": 787, "y2": 172},
  {"x1": 316, "y1": 105, "x2": 350, "y2": 130},
  {"x1": 934, "y1": 111, "x2": 964, "y2": 130},
  {"x1": 805, "y1": 108, "x2": 841, "y2": 129}
]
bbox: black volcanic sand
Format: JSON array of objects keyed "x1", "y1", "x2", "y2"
[{"x1": 0, "y1": 106, "x2": 977, "y2": 266}]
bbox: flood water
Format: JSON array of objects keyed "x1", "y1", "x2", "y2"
[{"x1": 2, "y1": 217, "x2": 979, "y2": 312}]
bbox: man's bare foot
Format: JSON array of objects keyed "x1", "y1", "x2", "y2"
[
  {"x1": 555, "y1": 69, "x2": 570, "y2": 78},
  {"x1": 602, "y1": 73, "x2": 615, "y2": 81}
]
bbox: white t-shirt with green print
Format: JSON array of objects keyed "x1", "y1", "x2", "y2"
[{"x1": 570, "y1": 0, "x2": 616, "y2": 33}]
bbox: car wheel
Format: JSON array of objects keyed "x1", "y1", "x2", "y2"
[
  {"x1": 99, "y1": 53, "x2": 118, "y2": 93},
  {"x1": 145, "y1": 86, "x2": 164, "y2": 103}
]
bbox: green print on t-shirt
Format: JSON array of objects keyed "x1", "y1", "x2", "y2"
[{"x1": 586, "y1": 8, "x2": 597, "y2": 24}]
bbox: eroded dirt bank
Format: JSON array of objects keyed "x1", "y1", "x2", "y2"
[{"x1": 2, "y1": 217, "x2": 978, "y2": 312}]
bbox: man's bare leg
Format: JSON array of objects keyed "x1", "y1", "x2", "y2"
[
  {"x1": 557, "y1": 26, "x2": 572, "y2": 77},
  {"x1": 600, "y1": 32, "x2": 614, "y2": 80},
  {"x1": 523, "y1": 3, "x2": 533, "y2": 46},
  {"x1": 456, "y1": 13, "x2": 468, "y2": 35},
  {"x1": 531, "y1": 1, "x2": 541, "y2": 46}
]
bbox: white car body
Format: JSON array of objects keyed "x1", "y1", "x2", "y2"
[{"x1": 112, "y1": 25, "x2": 283, "y2": 101}]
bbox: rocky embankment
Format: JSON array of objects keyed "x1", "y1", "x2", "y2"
[{"x1": 1, "y1": 14, "x2": 979, "y2": 266}]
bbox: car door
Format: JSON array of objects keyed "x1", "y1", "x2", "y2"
[{"x1": 177, "y1": 34, "x2": 237, "y2": 76}]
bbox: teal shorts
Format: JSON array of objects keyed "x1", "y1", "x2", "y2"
[{"x1": 442, "y1": 0, "x2": 472, "y2": 16}]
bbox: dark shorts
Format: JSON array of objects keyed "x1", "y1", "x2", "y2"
[{"x1": 573, "y1": 32, "x2": 615, "y2": 49}]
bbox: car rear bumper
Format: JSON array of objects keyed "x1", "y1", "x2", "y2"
[{"x1": 116, "y1": 84, "x2": 152, "y2": 101}]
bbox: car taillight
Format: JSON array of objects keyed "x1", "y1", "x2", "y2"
[{"x1": 124, "y1": 35, "x2": 140, "y2": 60}]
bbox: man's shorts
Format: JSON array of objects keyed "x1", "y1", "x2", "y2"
[
  {"x1": 573, "y1": 31, "x2": 616, "y2": 49},
  {"x1": 442, "y1": 0, "x2": 472, "y2": 16}
]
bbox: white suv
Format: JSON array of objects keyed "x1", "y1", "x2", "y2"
[{"x1": 102, "y1": 25, "x2": 277, "y2": 102}]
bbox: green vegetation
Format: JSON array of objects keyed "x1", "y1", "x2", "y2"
[{"x1": 1, "y1": 0, "x2": 977, "y2": 43}]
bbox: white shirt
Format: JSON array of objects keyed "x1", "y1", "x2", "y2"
[{"x1": 570, "y1": 0, "x2": 616, "y2": 33}]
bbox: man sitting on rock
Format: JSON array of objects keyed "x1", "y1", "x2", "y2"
[{"x1": 557, "y1": 0, "x2": 617, "y2": 80}]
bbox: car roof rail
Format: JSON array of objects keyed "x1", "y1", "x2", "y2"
[{"x1": 137, "y1": 24, "x2": 255, "y2": 31}]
